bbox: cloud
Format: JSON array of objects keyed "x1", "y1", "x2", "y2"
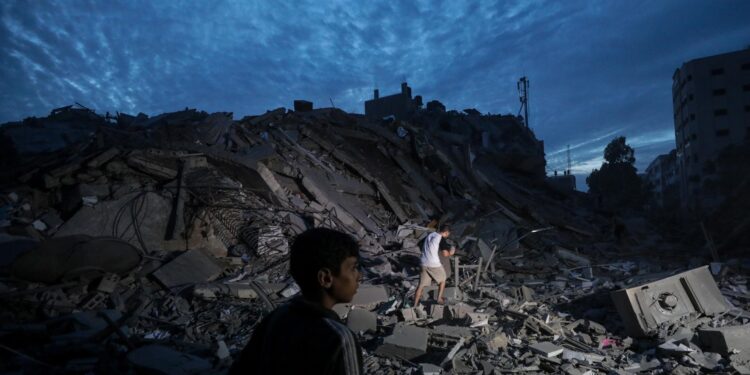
[{"x1": 1, "y1": 0, "x2": 749, "y2": 187}]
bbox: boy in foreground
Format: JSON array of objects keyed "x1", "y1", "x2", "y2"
[{"x1": 229, "y1": 228, "x2": 363, "y2": 375}]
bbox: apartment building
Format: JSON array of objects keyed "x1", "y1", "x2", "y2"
[{"x1": 672, "y1": 47, "x2": 750, "y2": 212}]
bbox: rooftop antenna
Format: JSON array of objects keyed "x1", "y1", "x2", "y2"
[
  {"x1": 517, "y1": 77, "x2": 529, "y2": 128},
  {"x1": 566, "y1": 145, "x2": 572, "y2": 175},
  {"x1": 329, "y1": 97, "x2": 336, "y2": 108}
]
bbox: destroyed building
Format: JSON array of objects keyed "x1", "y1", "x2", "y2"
[
  {"x1": 365, "y1": 82, "x2": 423, "y2": 120},
  {"x1": 0, "y1": 102, "x2": 748, "y2": 374}
]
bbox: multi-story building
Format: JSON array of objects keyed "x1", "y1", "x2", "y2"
[
  {"x1": 672, "y1": 47, "x2": 750, "y2": 213},
  {"x1": 644, "y1": 149, "x2": 679, "y2": 209}
]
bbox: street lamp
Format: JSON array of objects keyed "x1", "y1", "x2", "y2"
[{"x1": 483, "y1": 226, "x2": 554, "y2": 273}]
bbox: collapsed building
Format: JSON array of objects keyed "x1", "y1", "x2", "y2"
[{"x1": 0, "y1": 103, "x2": 748, "y2": 374}]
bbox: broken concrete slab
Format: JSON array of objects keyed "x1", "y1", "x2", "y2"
[
  {"x1": 376, "y1": 322, "x2": 430, "y2": 360},
  {"x1": 347, "y1": 308, "x2": 377, "y2": 333},
  {"x1": 55, "y1": 191, "x2": 171, "y2": 253},
  {"x1": 698, "y1": 324, "x2": 750, "y2": 358},
  {"x1": 611, "y1": 265, "x2": 730, "y2": 337}
]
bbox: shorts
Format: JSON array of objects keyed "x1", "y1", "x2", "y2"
[{"x1": 418, "y1": 266, "x2": 447, "y2": 288}]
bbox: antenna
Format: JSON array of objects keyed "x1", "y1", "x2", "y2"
[
  {"x1": 566, "y1": 145, "x2": 572, "y2": 175},
  {"x1": 517, "y1": 77, "x2": 529, "y2": 128},
  {"x1": 329, "y1": 97, "x2": 336, "y2": 108}
]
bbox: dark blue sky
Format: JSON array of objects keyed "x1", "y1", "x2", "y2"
[{"x1": 2, "y1": 1, "x2": 749, "y2": 186}]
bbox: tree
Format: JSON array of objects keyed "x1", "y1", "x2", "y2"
[{"x1": 586, "y1": 136, "x2": 645, "y2": 209}]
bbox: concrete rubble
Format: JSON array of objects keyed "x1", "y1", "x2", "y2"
[{"x1": 0, "y1": 103, "x2": 748, "y2": 373}]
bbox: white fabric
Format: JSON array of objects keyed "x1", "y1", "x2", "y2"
[{"x1": 420, "y1": 232, "x2": 442, "y2": 267}]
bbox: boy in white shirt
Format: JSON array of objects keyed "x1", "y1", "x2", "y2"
[{"x1": 414, "y1": 224, "x2": 455, "y2": 306}]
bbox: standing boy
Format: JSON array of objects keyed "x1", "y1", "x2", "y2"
[
  {"x1": 414, "y1": 224, "x2": 454, "y2": 306},
  {"x1": 229, "y1": 228, "x2": 363, "y2": 375}
]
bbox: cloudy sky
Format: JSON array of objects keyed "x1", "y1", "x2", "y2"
[{"x1": 2, "y1": 0, "x2": 749, "y2": 187}]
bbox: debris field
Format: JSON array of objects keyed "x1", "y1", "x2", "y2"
[{"x1": 0, "y1": 104, "x2": 748, "y2": 374}]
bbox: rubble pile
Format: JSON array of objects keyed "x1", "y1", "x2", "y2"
[{"x1": 1, "y1": 104, "x2": 749, "y2": 374}]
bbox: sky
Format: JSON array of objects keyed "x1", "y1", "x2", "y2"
[{"x1": 2, "y1": 0, "x2": 750, "y2": 189}]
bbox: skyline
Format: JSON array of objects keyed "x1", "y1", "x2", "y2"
[{"x1": 2, "y1": 0, "x2": 750, "y2": 188}]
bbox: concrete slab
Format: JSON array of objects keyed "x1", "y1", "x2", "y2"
[{"x1": 530, "y1": 341, "x2": 564, "y2": 357}]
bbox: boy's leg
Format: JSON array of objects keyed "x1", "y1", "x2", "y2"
[
  {"x1": 414, "y1": 267, "x2": 430, "y2": 306},
  {"x1": 414, "y1": 286, "x2": 424, "y2": 307},
  {"x1": 437, "y1": 280, "x2": 446, "y2": 304}
]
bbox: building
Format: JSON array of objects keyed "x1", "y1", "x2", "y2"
[
  {"x1": 364, "y1": 82, "x2": 422, "y2": 120},
  {"x1": 672, "y1": 47, "x2": 750, "y2": 212},
  {"x1": 644, "y1": 149, "x2": 679, "y2": 208}
]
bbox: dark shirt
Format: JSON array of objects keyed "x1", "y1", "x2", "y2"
[{"x1": 229, "y1": 296, "x2": 363, "y2": 375}]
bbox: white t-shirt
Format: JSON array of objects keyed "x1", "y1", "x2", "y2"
[{"x1": 420, "y1": 232, "x2": 443, "y2": 267}]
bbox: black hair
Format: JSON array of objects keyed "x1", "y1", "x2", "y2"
[
  {"x1": 439, "y1": 224, "x2": 451, "y2": 233},
  {"x1": 289, "y1": 228, "x2": 359, "y2": 296}
]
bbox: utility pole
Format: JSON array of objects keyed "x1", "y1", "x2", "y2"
[{"x1": 517, "y1": 77, "x2": 529, "y2": 128}]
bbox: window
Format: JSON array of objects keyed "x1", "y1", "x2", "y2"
[
  {"x1": 689, "y1": 94, "x2": 694, "y2": 101},
  {"x1": 745, "y1": 105, "x2": 750, "y2": 112},
  {"x1": 742, "y1": 62, "x2": 750, "y2": 70},
  {"x1": 691, "y1": 133, "x2": 697, "y2": 140},
  {"x1": 711, "y1": 68, "x2": 724, "y2": 76},
  {"x1": 687, "y1": 75, "x2": 693, "y2": 81},
  {"x1": 744, "y1": 84, "x2": 750, "y2": 92},
  {"x1": 714, "y1": 109, "x2": 728, "y2": 116},
  {"x1": 713, "y1": 88, "x2": 726, "y2": 96},
  {"x1": 690, "y1": 113, "x2": 696, "y2": 121},
  {"x1": 716, "y1": 129, "x2": 730, "y2": 136}
]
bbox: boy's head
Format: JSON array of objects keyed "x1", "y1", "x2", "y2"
[
  {"x1": 439, "y1": 224, "x2": 451, "y2": 238},
  {"x1": 289, "y1": 228, "x2": 361, "y2": 303}
]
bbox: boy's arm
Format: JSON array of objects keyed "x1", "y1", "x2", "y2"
[{"x1": 324, "y1": 321, "x2": 363, "y2": 375}]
